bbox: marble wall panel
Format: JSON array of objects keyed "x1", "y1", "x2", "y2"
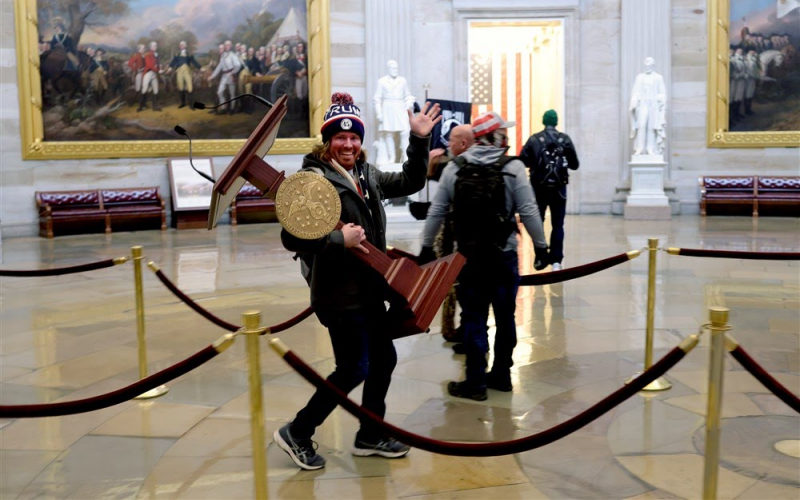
[
  {"x1": 415, "y1": 0, "x2": 456, "y2": 22},
  {"x1": 410, "y1": 21, "x2": 455, "y2": 99},
  {"x1": 0, "y1": 2, "x2": 14, "y2": 48},
  {"x1": 330, "y1": 57, "x2": 366, "y2": 94},
  {"x1": 334, "y1": 0, "x2": 363, "y2": 12},
  {"x1": 671, "y1": 110, "x2": 706, "y2": 128},
  {"x1": 579, "y1": 19, "x2": 620, "y2": 86},
  {"x1": 331, "y1": 43, "x2": 365, "y2": 58},
  {"x1": 671, "y1": 66, "x2": 706, "y2": 83},
  {"x1": 580, "y1": 0, "x2": 621, "y2": 20},
  {"x1": 330, "y1": 11, "x2": 365, "y2": 45}
]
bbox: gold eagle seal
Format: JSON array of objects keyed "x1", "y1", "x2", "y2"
[{"x1": 275, "y1": 171, "x2": 341, "y2": 239}]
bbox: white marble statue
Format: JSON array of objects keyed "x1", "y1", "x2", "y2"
[
  {"x1": 373, "y1": 60, "x2": 415, "y2": 164},
  {"x1": 629, "y1": 57, "x2": 666, "y2": 158}
]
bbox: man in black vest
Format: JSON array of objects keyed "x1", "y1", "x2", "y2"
[{"x1": 519, "y1": 109, "x2": 580, "y2": 271}]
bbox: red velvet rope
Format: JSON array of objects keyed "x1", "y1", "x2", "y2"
[
  {"x1": 670, "y1": 248, "x2": 800, "y2": 260},
  {"x1": 152, "y1": 268, "x2": 313, "y2": 334},
  {"x1": 278, "y1": 345, "x2": 686, "y2": 456},
  {"x1": 153, "y1": 269, "x2": 239, "y2": 331},
  {"x1": 0, "y1": 345, "x2": 219, "y2": 418},
  {"x1": 520, "y1": 252, "x2": 633, "y2": 286},
  {"x1": 264, "y1": 307, "x2": 314, "y2": 334},
  {"x1": 729, "y1": 345, "x2": 800, "y2": 413},
  {"x1": 0, "y1": 258, "x2": 119, "y2": 277}
]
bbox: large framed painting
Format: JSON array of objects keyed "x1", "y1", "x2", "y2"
[
  {"x1": 14, "y1": 0, "x2": 331, "y2": 159},
  {"x1": 707, "y1": 0, "x2": 800, "y2": 147}
]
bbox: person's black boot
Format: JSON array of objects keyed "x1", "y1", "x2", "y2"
[
  {"x1": 178, "y1": 91, "x2": 186, "y2": 108},
  {"x1": 447, "y1": 380, "x2": 487, "y2": 401},
  {"x1": 151, "y1": 93, "x2": 162, "y2": 111},
  {"x1": 137, "y1": 93, "x2": 147, "y2": 111},
  {"x1": 486, "y1": 370, "x2": 512, "y2": 392}
]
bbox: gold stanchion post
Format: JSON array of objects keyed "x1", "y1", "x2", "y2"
[
  {"x1": 627, "y1": 238, "x2": 671, "y2": 391},
  {"x1": 132, "y1": 245, "x2": 168, "y2": 399},
  {"x1": 703, "y1": 307, "x2": 729, "y2": 500},
  {"x1": 244, "y1": 311, "x2": 268, "y2": 500}
]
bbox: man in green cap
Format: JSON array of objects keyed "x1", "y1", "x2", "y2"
[{"x1": 519, "y1": 109, "x2": 580, "y2": 271}]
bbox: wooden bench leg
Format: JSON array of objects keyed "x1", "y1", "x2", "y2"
[{"x1": 104, "y1": 214, "x2": 112, "y2": 234}]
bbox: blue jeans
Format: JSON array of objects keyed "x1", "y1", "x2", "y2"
[
  {"x1": 456, "y1": 250, "x2": 520, "y2": 389},
  {"x1": 534, "y1": 186, "x2": 567, "y2": 263},
  {"x1": 291, "y1": 306, "x2": 397, "y2": 441}
]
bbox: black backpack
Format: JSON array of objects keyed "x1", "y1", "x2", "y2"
[
  {"x1": 533, "y1": 131, "x2": 570, "y2": 188},
  {"x1": 452, "y1": 156, "x2": 517, "y2": 260}
]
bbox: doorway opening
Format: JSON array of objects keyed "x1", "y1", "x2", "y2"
[{"x1": 468, "y1": 19, "x2": 564, "y2": 155}]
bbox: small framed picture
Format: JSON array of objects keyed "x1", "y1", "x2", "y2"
[{"x1": 168, "y1": 157, "x2": 216, "y2": 211}]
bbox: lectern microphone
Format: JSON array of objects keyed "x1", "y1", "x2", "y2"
[{"x1": 173, "y1": 125, "x2": 216, "y2": 184}]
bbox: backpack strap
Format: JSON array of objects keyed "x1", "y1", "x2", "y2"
[{"x1": 495, "y1": 155, "x2": 516, "y2": 168}]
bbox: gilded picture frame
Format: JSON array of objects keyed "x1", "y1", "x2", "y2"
[
  {"x1": 14, "y1": 0, "x2": 330, "y2": 160},
  {"x1": 706, "y1": 0, "x2": 799, "y2": 147}
]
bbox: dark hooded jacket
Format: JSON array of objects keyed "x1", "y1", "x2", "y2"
[{"x1": 281, "y1": 133, "x2": 430, "y2": 313}]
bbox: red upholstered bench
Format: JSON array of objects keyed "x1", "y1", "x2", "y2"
[
  {"x1": 756, "y1": 176, "x2": 800, "y2": 216},
  {"x1": 699, "y1": 176, "x2": 756, "y2": 216},
  {"x1": 36, "y1": 187, "x2": 166, "y2": 238},
  {"x1": 700, "y1": 175, "x2": 799, "y2": 217},
  {"x1": 101, "y1": 187, "x2": 166, "y2": 233},
  {"x1": 36, "y1": 189, "x2": 106, "y2": 238},
  {"x1": 230, "y1": 183, "x2": 277, "y2": 225}
]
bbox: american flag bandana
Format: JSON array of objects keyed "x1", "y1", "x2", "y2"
[{"x1": 354, "y1": 163, "x2": 370, "y2": 200}]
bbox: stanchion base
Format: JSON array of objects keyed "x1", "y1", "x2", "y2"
[
  {"x1": 625, "y1": 373, "x2": 672, "y2": 392},
  {"x1": 135, "y1": 385, "x2": 169, "y2": 399}
]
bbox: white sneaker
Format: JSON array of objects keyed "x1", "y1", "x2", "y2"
[{"x1": 551, "y1": 262, "x2": 563, "y2": 271}]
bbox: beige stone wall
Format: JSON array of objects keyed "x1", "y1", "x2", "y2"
[
  {"x1": 576, "y1": 0, "x2": 622, "y2": 213},
  {"x1": 1, "y1": 0, "x2": 797, "y2": 236}
]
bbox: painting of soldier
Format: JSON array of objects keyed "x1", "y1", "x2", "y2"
[
  {"x1": 728, "y1": 0, "x2": 800, "y2": 132},
  {"x1": 35, "y1": 0, "x2": 310, "y2": 142}
]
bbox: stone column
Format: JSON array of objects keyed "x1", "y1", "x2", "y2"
[
  {"x1": 365, "y1": 1, "x2": 413, "y2": 167},
  {"x1": 614, "y1": 0, "x2": 676, "y2": 216}
]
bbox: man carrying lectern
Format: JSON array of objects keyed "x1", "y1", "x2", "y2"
[{"x1": 274, "y1": 92, "x2": 441, "y2": 470}]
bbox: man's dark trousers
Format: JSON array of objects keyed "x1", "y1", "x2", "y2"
[
  {"x1": 456, "y1": 250, "x2": 520, "y2": 389},
  {"x1": 534, "y1": 185, "x2": 567, "y2": 264}
]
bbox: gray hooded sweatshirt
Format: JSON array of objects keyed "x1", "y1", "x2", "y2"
[{"x1": 421, "y1": 144, "x2": 547, "y2": 251}]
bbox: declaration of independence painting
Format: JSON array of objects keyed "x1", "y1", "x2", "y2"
[
  {"x1": 35, "y1": 0, "x2": 310, "y2": 143},
  {"x1": 727, "y1": 0, "x2": 800, "y2": 132}
]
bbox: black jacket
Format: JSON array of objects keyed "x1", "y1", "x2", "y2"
[
  {"x1": 281, "y1": 133, "x2": 430, "y2": 312},
  {"x1": 519, "y1": 126, "x2": 580, "y2": 186}
]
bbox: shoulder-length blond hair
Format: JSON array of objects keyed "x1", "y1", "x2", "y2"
[{"x1": 312, "y1": 140, "x2": 368, "y2": 164}]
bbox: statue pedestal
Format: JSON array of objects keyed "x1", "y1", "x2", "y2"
[{"x1": 624, "y1": 156, "x2": 671, "y2": 220}]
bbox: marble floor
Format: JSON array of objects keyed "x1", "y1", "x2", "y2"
[{"x1": 0, "y1": 212, "x2": 798, "y2": 499}]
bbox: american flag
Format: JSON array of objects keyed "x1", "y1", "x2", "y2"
[{"x1": 469, "y1": 51, "x2": 547, "y2": 156}]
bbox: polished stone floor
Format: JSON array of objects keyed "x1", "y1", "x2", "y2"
[{"x1": 1, "y1": 212, "x2": 798, "y2": 499}]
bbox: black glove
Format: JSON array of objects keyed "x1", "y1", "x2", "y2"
[
  {"x1": 533, "y1": 246, "x2": 550, "y2": 271},
  {"x1": 418, "y1": 245, "x2": 436, "y2": 265}
]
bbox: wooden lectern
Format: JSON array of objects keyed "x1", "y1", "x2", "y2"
[{"x1": 208, "y1": 95, "x2": 465, "y2": 337}]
